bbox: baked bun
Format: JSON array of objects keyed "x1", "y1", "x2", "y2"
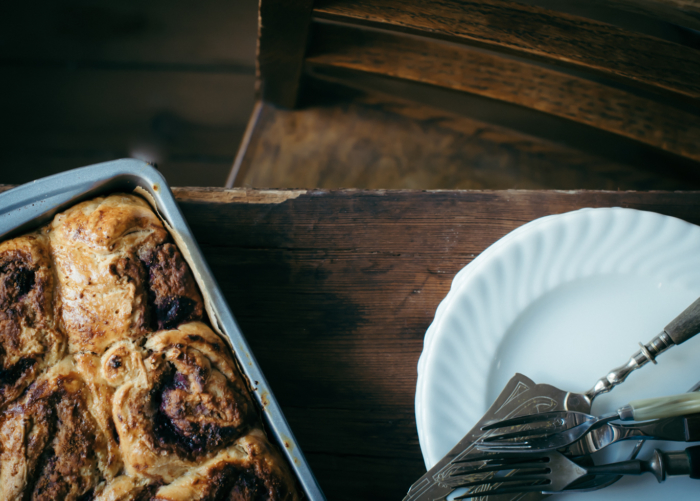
[
  {"x1": 0, "y1": 358, "x2": 120, "y2": 501},
  {"x1": 0, "y1": 194, "x2": 299, "y2": 501},
  {"x1": 109, "y1": 322, "x2": 254, "y2": 482},
  {"x1": 152, "y1": 429, "x2": 298, "y2": 501},
  {"x1": 50, "y1": 194, "x2": 204, "y2": 353},
  {"x1": 0, "y1": 232, "x2": 65, "y2": 411}
]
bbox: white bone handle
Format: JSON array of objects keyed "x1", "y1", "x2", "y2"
[{"x1": 629, "y1": 392, "x2": 700, "y2": 421}]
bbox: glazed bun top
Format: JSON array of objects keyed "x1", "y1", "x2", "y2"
[{"x1": 0, "y1": 194, "x2": 299, "y2": 501}]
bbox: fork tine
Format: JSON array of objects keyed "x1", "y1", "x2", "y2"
[
  {"x1": 453, "y1": 473, "x2": 551, "y2": 489},
  {"x1": 453, "y1": 452, "x2": 542, "y2": 464},
  {"x1": 450, "y1": 462, "x2": 548, "y2": 476},
  {"x1": 481, "y1": 411, "x2": 565, "y2": 431},
  {"x1": 480, "y1": 426, "x2": 556, "y2": 442},
  {"x1": 477, "y1": 443, "x2": 535, "y2": 452},
  {"x1": 452, "y1": 481, "x2": 549, "y2": 499},
  {"x1": 449, "y1": 455, "x2": 550, "y2": 476}
]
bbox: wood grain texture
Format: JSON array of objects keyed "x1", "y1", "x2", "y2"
[
  {"x1": 313, "y1": 0, "x2": 700, "y2": 100},
  {"x1": 258, "y1": 0, "x2": 315, "y2": 108},
  {"x1": 306, "y1": 23, "x2": 700, "y2": 163},
  {"x1": 234, "y1": 81, "x2": 700, "y2": 190},
  {"x1": 519, "y1": 0, "x2": 700, "y2": 35},
  {"x1": 171, "y1": 188, "x2": 700, "y2": 500}
]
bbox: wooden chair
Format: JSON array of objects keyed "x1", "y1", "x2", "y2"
[{"x1": 226, "y1": 0, "x2": 700, "y2": 190}]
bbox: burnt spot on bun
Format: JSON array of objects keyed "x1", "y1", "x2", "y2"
[
  {"x1": 150, "y1": 363, "x2": 248, "y2": 461},
  {"x1": 215, "y1": 465, "x2": 269, "y2": 501},
  {"x1": 3, "y1": 264, "x2": 35, "y2": 302},
  {"x1": 139, "y1": 243, "x2": 203, "y2": 331},
  {"x1": 201, "y1": 462, "x2": 288, "y2": 501},
  {"x1": 76, "y1": 488, "x2": 95, "y2": 501},
  {"x1": 0, "y1": 251, "x2": 39, "y2": 319},
  {"x1": 0, "y1": 356, "x2": 36, "y2": 388},
  {"x1": 134, "y1": 483, "x2": 162, "y2": 501},
  {"x1": 0, "y1": 238, "x2": 63, "y2": 411},
  {"x1": 156, "y1": 296, "x2": 198, "y2": 331}
]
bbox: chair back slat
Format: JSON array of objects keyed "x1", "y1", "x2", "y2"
[
  {"x1": 314, "y1": 0, "x2": 700, "y2": 100},
  {"x1": 258, "y1": 0, "x2": 315, "y2": 108},
  {"x1": 229, "y1": 0, "x2": 700, "y2": 189},
  {"x1": 306, "y1": 22, "x2": 700, "y2": 162}
]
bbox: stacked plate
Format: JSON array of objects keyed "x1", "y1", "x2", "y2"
[{"x1": 416, "y1": 208, "x2": 700, "y2": 500}]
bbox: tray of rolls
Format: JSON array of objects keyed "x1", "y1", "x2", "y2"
[{"x1": 0, "y1": 159, "x2": 325, "y2": 501}]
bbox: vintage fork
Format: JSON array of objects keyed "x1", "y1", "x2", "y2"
[
  {"x1": 449, "y1": 446, "x2": 700, "y2": 498},
  {"x1": 477, "y1": 390, "x2": 700, "y2": 453}
]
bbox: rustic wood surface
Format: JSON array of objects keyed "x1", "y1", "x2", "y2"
[
  {"x1": 306, "y1": 23, "x2": 700, "y2": 163},
  {"x1": 170, "y1": 187, "x2": 700, "y2": 500},
  {"x1": 313, "y1": 0, "x2": 700, "y2": 100},
  {"x1": 233, "y1": 79, "x2": 700, "y2": 191}
]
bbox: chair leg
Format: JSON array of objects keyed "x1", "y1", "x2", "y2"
[{"x1": 226, "y1": 100, "x2": 264, "y2": 188}]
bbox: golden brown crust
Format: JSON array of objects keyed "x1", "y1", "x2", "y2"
[
  {"x1": 49, "y1": 195, "x2": 168, "y2": 353},
  {"x1": 93, "y1": 475, "x2": 159, "y2": 501},
  {"x1": 111, "y1": 323, "x2": 254, "y2": 483},
  {"x1": 0, "y1": 233, "x2": 65, "y2": 411},
  {"x1": 0, "y1": 194, "x2": 299, "y2": 501},
  {"x1": 152, "y1": 429, "x2": 298, "y2": 501},
  {"x1": 0, "y1": 358, "x2": 121, "y2": 501}
]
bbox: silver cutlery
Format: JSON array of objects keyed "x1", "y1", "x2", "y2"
[
  {"x1": 403, "y1": 296, "x2": 700, "y2": 501},
  {"x1": 564, "y1": 413, "x2": 700, "y2": 457},
  {"x1": 449, "y1": 445, "x2": 700, "y2": 498},
  {"x1": 478, "y1": 392, "x2": 700, "y2": 453}
]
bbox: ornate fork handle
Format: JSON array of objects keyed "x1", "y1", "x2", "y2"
[
  {"x1": 585, "y1": 331, "x2": 674, "y2": 401},
  {"x1": 585, "y1": 296, "x2": 700, "y2": 402}
]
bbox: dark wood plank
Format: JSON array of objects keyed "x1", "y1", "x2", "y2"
[
  {"x1": 258, "y1": 0, "x2": 315, "y2": 108},
  {"x1": 307, "y1": 23, "x2": 700, "y2": 163},
  {"x1": 234, "y1": 81, "x2": 699, "y2": 190},
  {"x1": 313, "y1": 0, "x2": 700, "y2": 100},
  {"x1": 0, "y1": 67, "x2": 254, "y2": 186},
  {"x1": 171, "y1": 188, "x2": 700, "y2": 500}
]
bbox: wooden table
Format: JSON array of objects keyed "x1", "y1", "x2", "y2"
[{"x1": 173, "y1": 187, "x2": 700, "y2": 500}]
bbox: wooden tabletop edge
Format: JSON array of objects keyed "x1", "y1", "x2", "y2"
[{"x1": 3, "y1": 184, "x2": 700, "y2": 204}]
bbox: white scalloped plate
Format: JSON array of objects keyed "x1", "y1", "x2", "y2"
[{"x1": 416, "y1": 208, "x2": 700, "y2": 500}]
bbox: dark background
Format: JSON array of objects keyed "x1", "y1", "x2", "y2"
[{"x1": 0, "y1": 0, "x2": 258, "y2": 186}]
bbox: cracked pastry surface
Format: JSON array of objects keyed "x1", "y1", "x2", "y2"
[{"x1": 0, "y1": 194, "x2": 299, "y2": 501}]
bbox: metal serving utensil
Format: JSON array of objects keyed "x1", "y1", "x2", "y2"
[
  {"x1": 558, "y1": 439, "x2": 646, "y2": 493},
  {"x1": 563, "y1": 413, "x2": 700, "y2": 457},
  {"x1": 448, "y1": 445, "x2": 700, "y2": 498},
  {"x1": 545, "y1": 295, "x2": 700, "y2": 416},
  {"x1": 404, "y1": 297, "x2": 700, "y2": 501},
  {"x1": 481, "y1": 382, "x2": 700, "y2": 457},
  {"x1": 564, "y1": 381, "x2": 700, "y2": 458},
  {"x1": 478, "y1": 392, "x2": 700, "y2": 453}
]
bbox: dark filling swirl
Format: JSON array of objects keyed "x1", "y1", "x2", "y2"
[
  {"x1": 210, "y1": 465, "x2": 272, "y2": 501},
  {"x1": 151, "y1": 365, "x2": 249, "y2": 460}
]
